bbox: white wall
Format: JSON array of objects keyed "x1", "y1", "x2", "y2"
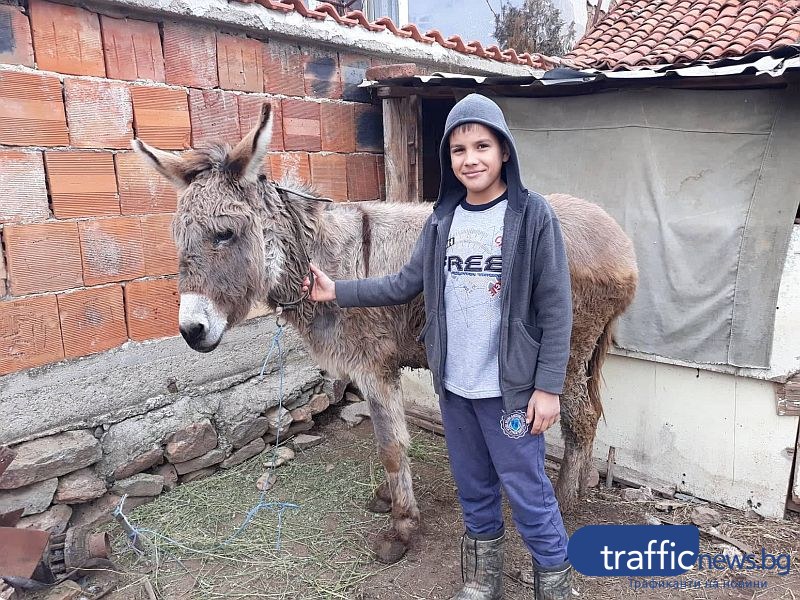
[{"x1": 578, "y1": 356, "x2": 797, "y2": 518}]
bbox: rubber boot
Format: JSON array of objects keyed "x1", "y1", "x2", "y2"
[
  {"x1": 533, "y1": 560, "x2": 573, "y2": 600},
  {"x1": 449, "y1": 531, "x2": 505, "y2": 600}
]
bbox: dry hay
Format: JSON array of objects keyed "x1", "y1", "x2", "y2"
[
  {"x1": 103, "y1": 422, "x2": 799, "y2": 600},
  {"x1": 105, "y1": 429, "x2": 449, "y2": 600}
]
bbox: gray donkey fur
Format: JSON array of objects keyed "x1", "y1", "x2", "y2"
[{"x1": 134, "y1": 104, "x2": 638, "y2": 564}]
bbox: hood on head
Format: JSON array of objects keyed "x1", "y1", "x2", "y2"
[{"x1": 435, "y1": 94, "x2": 525, "y2": 214}]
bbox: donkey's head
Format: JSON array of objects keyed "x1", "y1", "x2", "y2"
[{"x1": 134, "y1": 104, "x2": 282, "y2": 352}]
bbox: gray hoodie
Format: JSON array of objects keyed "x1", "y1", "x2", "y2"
[{"x1": 336, "y1": 94, "x2": 572, "y2": 413}]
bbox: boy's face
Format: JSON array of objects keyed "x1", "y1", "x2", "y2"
[{"x1": 449, "y1": 123, "x2": 510, "y2": 198}]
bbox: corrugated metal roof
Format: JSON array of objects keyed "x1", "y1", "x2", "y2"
[{"x1": 363, "y1": 44, "x2": 800, "y2": 96}]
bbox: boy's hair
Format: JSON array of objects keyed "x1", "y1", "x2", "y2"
[
  {"x1": 449, "y1": 122, "x2": 509, "y2": 155},
  {"x1": 450, "y1": 122, "x2": 501, "y2": 142}
]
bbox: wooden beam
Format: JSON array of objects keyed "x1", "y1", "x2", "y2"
[
  {"x1": 405, "y1": 404, "x2": 444, "y2": 435},
  {"x1": 377, "y1": 86, "x2": 467, "y2": 99},
  {"x1": 382, "y1": 96, "x2": 422, "y2": 203}
]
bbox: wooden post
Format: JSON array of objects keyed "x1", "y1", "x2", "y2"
[
  {"x1": 382, "y1": 95, "x2": 422, "y2": 203},
  {"x1": 605, "y1": 446, "x2": 616, "y2": 488}
]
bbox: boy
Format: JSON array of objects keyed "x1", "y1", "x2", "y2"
[{"x1": 304, "y1": 94, "x2": 573, "y2": 599}]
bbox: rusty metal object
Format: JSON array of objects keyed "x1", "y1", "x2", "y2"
[
  {"x1": 48, "y1": 533, "x2": 67, "y2": 577},
  {"x1": 64, "y1": 527, "x2": 112, "y2": 570},
  {"x1": 0, "y1": 446, "x2": 116, "y2": 598},
  {"x1": 0, "y1": 528, "x2": 49, "y2": 578},
  {"x1": 87, "y1": 533, "x2": 112, "y2": 561},
  {"x1": 49, "y1": 527, "x2": 113, "y2": 578},
  {"x1": 1, "y1": 523, "x2": 116, "y2": 599},
  {"x1": 88, "y1": 532, "x2": 111, "y2": 560}
]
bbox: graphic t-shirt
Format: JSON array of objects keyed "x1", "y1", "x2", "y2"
[{"x1": 442, "y1": 193, "x2": 507, "y2": 398}]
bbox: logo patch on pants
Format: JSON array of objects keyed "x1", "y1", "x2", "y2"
[{"x1": 500, "y1": 410, "x2": 527, "y2": 439}]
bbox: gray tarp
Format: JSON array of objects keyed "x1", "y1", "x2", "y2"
[{"x1": 496, "y1": 86, "x2": 799, "y2": 368}]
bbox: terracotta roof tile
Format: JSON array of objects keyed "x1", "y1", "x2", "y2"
[
  {"x1": 373, "y1": 16, "x2": 411, "y2": 38},
  {"x1": 465, "y1": 40, "x2": 487, "y2": 57},
  {"x1": 426, "y1": 29, "x2": 457, "y2": 49},
  {"x1": 220, "y1": 1, "x2": 555, "y2": 69},
  {"x1": 401, "y1": 23, "x2": 437, "y2": 43},
  {"x1": 313, "y1": 4, "x2": 359, "y2": 25},
  {"x1": 345, "y1": 10, "x2": 385, "y2": 31},
  {"x1": 447, "y1": 35, "x2": 469, "y2": 53},
  {"x1": 286, "y1": 0, "x2": 327, "y2": 20},
  {"x1": 569, "y1": 0, "x2": 800, "y2": 69},
  {"x1": 745, "y1": 38, "x2": 772, "y2": 52},
  {"x1": 485, "y1": 45, "x2": 508, "y2": 61},
  {"x1": 253, "y1": 0, "x2": 293, "y2": 13}
]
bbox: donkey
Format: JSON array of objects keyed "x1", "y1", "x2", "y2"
[{"x1": 133, "y1": 104, "x2": 638, "y2": 564}]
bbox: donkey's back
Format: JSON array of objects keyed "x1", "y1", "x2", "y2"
[
  {"x1": 316, "y1": 200, "x2": 432, "y2": 279},
  {"x1": 305, "y1": 200, "x2": 434, "y2": 381}
]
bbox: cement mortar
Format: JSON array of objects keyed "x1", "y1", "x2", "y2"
[{"x1": 1, "y1": 319, "x2": 319, "y2": 446}]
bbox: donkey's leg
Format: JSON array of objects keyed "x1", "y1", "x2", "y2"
[{"x1": 356, "y1": 372, "x2": 420, "y2": 564}]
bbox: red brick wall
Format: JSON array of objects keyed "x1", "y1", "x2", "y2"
[{"x1": 0, "y1": 0, "x2": 386, "y2": 376}]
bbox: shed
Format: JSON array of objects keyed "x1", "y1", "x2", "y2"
[{"x1": 375, "y1": 18, "x2": 800, "y2": 516}]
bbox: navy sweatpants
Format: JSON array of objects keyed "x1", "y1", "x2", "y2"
[{"x1": 439, "y1": 389, "x2": 569, "y2": 568}]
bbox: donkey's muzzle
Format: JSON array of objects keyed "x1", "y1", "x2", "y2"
[{"x1": 180, "y1": 322, "x2": 215, "y2": 352}]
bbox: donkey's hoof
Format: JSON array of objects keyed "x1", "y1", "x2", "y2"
[
  {"x1": 372, "y1": 534, "x2": 408, "y2": 564},
  {"x1": 366, "y1": 495, "x2": 392, "y2": 514}
]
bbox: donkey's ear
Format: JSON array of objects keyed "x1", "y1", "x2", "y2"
[
  {"x1": 132, "y1": 139, "x2": 194, "y2": 189},
  {"x1": 227, "y1": 103, "x2": 273, "y2": 183}
]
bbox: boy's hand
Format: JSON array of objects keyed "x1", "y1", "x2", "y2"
[
  {"x1": 302, "y1": 263, "x2": 336, "y2": 302},
  {"x1": 526, "y1": 390, "x2": 560, "y2": 435}
]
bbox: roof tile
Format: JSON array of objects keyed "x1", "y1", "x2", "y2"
[
  {"x1": 426, "y1": 29, "x2": 457, "y2": 49},
  {"x1": 314, "y1": 3, "x2": 358, "y2": 25},
  {"x1": 226, "y1": 0, "x2": 799, "y2": 72},
  {"x1": 219, "y1": 1, "x2": 550, "y2": 69},
  {"x1": 374, "y1": 17, "x2": 412, "y2": 38},
  {"x1": 345, "y1": 11, "x2": 386, "y2": 31},
  {"x1": 447, "y1": 35, "x2": 469, "y2": 53},
  {"x1": 568, "y1": 0, "x2": 800, "y2": 69},
  {"x1": 401, "y1": 23, "x2": 436, "y2": 43}
]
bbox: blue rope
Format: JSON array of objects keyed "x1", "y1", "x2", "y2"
[{"x1": 114, "y1": 323, "x2": 300, "y2": 555}]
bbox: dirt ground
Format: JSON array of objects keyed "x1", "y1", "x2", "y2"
[{"x1": 51, "y1": 406, "x2": 799, "y2": 600}]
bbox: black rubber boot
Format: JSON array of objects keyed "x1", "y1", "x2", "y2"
[
  {"x1": 533, "y1": 560, "x2": 574, "y2": 600},
  {"x1": 449, "y1": 531, "x2": 505, "y2": 600}
]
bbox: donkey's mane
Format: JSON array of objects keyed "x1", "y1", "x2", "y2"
[{"x1": 179, "y1": 144, "x2": 236, "y2": 177}]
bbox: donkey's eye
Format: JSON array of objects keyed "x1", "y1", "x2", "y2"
[{"x1": 213, "y1": 229, "x2": 235, "y2": 247}]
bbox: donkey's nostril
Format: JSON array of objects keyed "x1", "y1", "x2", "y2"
[{"x1": 180, "y1": 322, "x2": 206, "y2": 346}]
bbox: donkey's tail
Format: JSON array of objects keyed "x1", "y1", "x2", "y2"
[{"x1": 587, "y1": 320, "x2": 616, "y2": 420}]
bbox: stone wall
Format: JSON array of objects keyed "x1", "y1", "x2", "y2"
[{"x1": 0, "y1": 320, "x2": 344, "y2": 532}]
